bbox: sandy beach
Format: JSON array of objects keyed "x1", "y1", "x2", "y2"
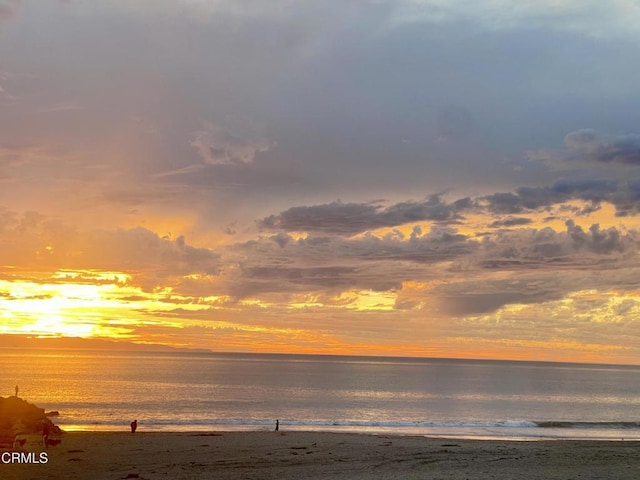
[{"x1": 2, "y1": 431, "x2": 640, "y2": 480}]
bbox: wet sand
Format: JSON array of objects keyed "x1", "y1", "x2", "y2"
[{"x1": 3, "y1": 431, "x2": 640, "y2": 479}]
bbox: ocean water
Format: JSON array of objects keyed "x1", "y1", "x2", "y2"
[{"x1": 2, "y1": 351, "x2": 640, "y2": 440}]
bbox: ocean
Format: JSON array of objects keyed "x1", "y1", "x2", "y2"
[{"x1": 3, "y1": 351, "x2": 640, "y2": 440}]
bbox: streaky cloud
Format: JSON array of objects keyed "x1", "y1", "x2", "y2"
[
  {"x1": 489, "y1": 217, "x2": 533, "y2": 228},
  {"x1": 259, "y1": 195, "x2": 467, "y2": 235}
]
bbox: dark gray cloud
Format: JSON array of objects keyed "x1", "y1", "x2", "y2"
[
  {"x1": 264, "y1": 227, "x2": 474, "y2": 264},
  {"x1": 259, "y1": 173, "x2": 640, "y2": 241},
  {"x1": 483, "y1": 178, "x2": 619, "y2": 214},
  {"x1": 478, "y1": 221, "x2": 635, "y2": 274},
  {"x1": 611, "y1": 178, "x2": 640, "y2": 217},
  {"x1": 260, "y1": 201, "x2": 383, "y2": 235},
  {"x1": 438, "y1": 291, "x2": 560, "y2": 316},
  {"x1": 489, "y1": 217, "x2": 533, "y2": 228},
  {"x1": 232, "y1": 215, "x2": 630, "y2": 307},
  {"x1": 346, "y1": 228, "x2": 472, "y2": 263},
  {"x1": 529, "y1": 129, "x2": 640, "y2": 174},
  {"x1": 482, "y1": 192, "x2": 523, "y2": 214},
  {"x1": 256, "y1": 171, "x2": 640, "y2": 269},
  {"x1": 481, "y1": 175, "x2": 640, "y2": 218},
  {"x1": 225, "y1": 259, "x2": 405, "y2": 298},
  {"x1": 222, "y1": 225, "x2": 477, "y2": 297},
  {"x1": 259, "y1": 195, "x2": 467, "y2": 235},
  {"x1": 239, "y1": 265, "x2": 381, "y2": 295},
  {"x1": 434, "y1": 219, "x2": 640, "y2": 316},
  {"x1": 565, "y1": 220, "x2": 627, "y2": 255},
  {"x1": 564, "y1": 129, "x2": 640, "y2": 166}
]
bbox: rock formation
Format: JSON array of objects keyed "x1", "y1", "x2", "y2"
[{"x1": 0, "y1": 396, "x2": 61, "y2": 449}]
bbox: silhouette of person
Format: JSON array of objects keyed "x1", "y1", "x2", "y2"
[
  {"x1": 275, "y1": 419, "x2": 279, "y2": 431},
  {"x1": 42, "y1": 420, "x2": 50, "y2": 446},
  {"x1": 14, "y1": 385, "x2": 18, "y2": 397},
  {"x1": 130, "y1": 419, "x2": 137, "y2": 433}
]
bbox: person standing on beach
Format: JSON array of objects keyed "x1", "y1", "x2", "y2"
[
  {"x1": 130, "y1": 419, "x2": 137, "y2": 433},
  {"x1": 14, "y1": 384, "x2": 18, "y2": 397},
  {"x1": 42, "y1": 420, "x2": 50, "y2": 446},
  {"x1": 275, "y1": 419, "x2": 279, "y2": 431}
]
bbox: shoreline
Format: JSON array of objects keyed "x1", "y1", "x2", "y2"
[
  {"x1": 52, "y1": 423, "x2": 640, "y2": 442},
  {"x1": 3, "y1": 431, "x2": 640, "y2": 479}
]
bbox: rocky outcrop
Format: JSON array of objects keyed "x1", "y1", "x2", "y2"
[{"x1": 0, "y1": 396, "x2": 61, "y2": 449}]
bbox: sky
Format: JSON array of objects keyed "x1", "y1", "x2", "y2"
[{"x1": 2, "y1": 0, "x2": 640, "y2": 364}]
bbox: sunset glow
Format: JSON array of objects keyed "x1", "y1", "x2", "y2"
[{"x1": 2, "y1": 1, "x2": 640, "y2": 364}]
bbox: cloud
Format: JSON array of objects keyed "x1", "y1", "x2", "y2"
[
  {"x1": 232, "y1": 214, "x2": 640, "y2": 314},
  {"x1": 190, "y1": 121, "x2": 275, "y2": 166},
  {"x1": 222, "y1": 224, "x2": 476, "y2": 298},
  {"x1": 260, "y1": 201, "x2": 383, "y2": 235},
  {"x1": 480, "y1": 175, "x2": 640, "y2": 218},
  {"x1": 565, "y1": 220, "x2": 627, "y2": 254},
  {"x1": 438, "y1": 291, "x2": 558, "y2": 316},
  {"x1": 433, "y1": 219, "x2": 639, "y2": 316},
  {"x1": 81, "y1": 228, "x2": 221, "y2": 279},
  {"x1": 259, "y1": 176, "x2": 640, "y2": 242},
  {"x1": 489, "y1": 217, "x2": 533, "y2": 228},
  {"x1": 240, "y1": 265, "x2": 365, "y2": 292},
  {"x1": 259, "y1": 195, "x2": 466, "y2": 235},
  {"x1": 564, "y1": 129, "x2": 640, "y2": 165},
  {"x1": 530, "y1": 130, "x2": 640, "y2": 169},
  {"x1": 612, "y1": 178, "x2": 640, "y2": 216},
  {"x1": 478, "y1": 221, "x2": 637, "y2": 273},
  {"x1": 0, "y1": 211, "x2": 221, "y2": 288},
  {"x1": 483, "y1": 178, "x2": 619, "y2": 214}
]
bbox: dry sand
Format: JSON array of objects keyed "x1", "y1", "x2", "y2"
[{"x1": 2, "y1": 431, "x2": 640, "y2": 480}]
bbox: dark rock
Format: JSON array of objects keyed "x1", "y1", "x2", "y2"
[{"x1": 0, "y1": 396, "x2": 62, "y2": 448}]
